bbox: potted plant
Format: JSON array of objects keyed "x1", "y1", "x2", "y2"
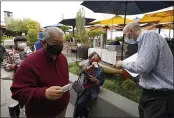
[{"x1": 76, "y1": 8, "x2": 89, "y2": 59}]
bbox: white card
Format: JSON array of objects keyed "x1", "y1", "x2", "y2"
[{"x1": 60, "y1": 83, "x2": 72, "y2": 93}]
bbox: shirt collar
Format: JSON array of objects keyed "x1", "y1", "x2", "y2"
[{"x1": 136, "y1": 30, "x2": 146, "y2": 43}]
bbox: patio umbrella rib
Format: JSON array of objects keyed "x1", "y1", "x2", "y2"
[
  {"x1": 115, "y1": 2, "x2": 123, "y2": 16},
  {"x1": 136, "y1": 2, "x2": 143, "y2": 14},
  {"x1": 94, "y1": 1, "x2": 112, "y2": 12}
]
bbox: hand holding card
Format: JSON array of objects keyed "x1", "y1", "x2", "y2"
[{"x1": 60, "y1": 83, "x2": 72, "y2": 93}]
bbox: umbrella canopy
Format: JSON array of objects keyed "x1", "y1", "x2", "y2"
[
  {"x1": 86, "y1": 25, "x2": 105, "y2": 31},
  {"x1": 43, "y1": 23, "x2": 63, "y2": 28},
  {"x1": 81, "y1": 1, "x2": 174, "y2": 59},
  {"x1": 59, "y1": 18, "x2": 95, "y2": 27},
  {"x1": 141, "y1": 23, "x2": 174, "y2": 34},
  {"x1": 59, "y1": 18, "x2": 95, "y2": 37},
  {"x1": 81, "y1": 1, "x2": 173, "y2": 15},
  {"x1": 90, "y1": 16, "x2": 132, "y2": 25},
  {"x1": 139, "y1": 10, "x2": 174, "y2": 24},
  {"x1": 87, "y1": 25, "x2": 123, "y2": 31}
]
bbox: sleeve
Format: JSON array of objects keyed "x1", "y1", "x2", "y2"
[
  {"x1": 96, "y1": 68, "x2": 105, "y2": 86},
  {"x1": 65, "y1": 57, "x2": 69, "y2": 81},
  {"x1": 3, "y1": 52, "x2": 15, "y2": 70},
  {"x1": 122, "y1": 33, "x2": 159, "y2": 75},
  {"x1": 10, "y1": 65, "x2": 47, "y2": 105},
  {"x1": 83, "y1": 61, "x2": 90, "y2": 71}
]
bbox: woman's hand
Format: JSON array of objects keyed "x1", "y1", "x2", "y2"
[
  {"x1": 89, "y1": 76, "x2": 95, "y2": 81},
  {"x1": 94, "y1": 79, "x2": 99, "y2": 85},
  {"x1": 85, "y1": 65, "x2": 93, "y2": 71},
  {"x1": 92, "y1": 62, "x2": 99, "y2": 68},
  {"x1": 89, "y1": 76, "x2": 99, "y2": 85}
]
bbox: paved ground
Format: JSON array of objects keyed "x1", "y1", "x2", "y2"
[{"x1": 0, "y1": 52, "x2": 79, "y2": 117}]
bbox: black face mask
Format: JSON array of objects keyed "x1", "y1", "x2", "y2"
[{"x1": 46, "y1": 44, "x2": 63, "y2": 56}]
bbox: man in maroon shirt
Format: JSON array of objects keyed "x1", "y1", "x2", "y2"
[{"x1": 10, "y1": 27, "x2": 70, "y2": 117}]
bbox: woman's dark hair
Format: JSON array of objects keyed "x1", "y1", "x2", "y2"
[
  {"x1": 14, "y1": 36, "x2": 27, "y2": 50},
  {"x1": 88, "y1": 51, "x2": 101, "y2": 60},
  {"x1": 14, "y1": 36, "x2": 27, "y2": 43}
]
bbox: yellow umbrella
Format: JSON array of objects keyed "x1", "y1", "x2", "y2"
[
  {"x1": 141, "y1": 23, "x2": 173, "y2": 34},
  {"x1": 87, "y1": 25, "x2": 123, "y2": 31},
  {"x1": 141, "y1": 23, "x2": 173, "y2": 30},
  {"x1": 139, "y1": 10, "x2": 174, "y2": 23},
  {"x1": 90, "y1": 16, "x2": 132, "y2": 25}
]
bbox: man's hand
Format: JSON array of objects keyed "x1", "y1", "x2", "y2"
[
  {"x1": 116, "y1": 60, "x2": 123, "y2": 69},
  {"x1": 45, "y1": 86, "x2": 63, "y2": 100}
]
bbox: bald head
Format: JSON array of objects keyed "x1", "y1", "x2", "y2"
[
  {"x1": 123, "y1": 22, "x2": 141, "y2": 34},
  {"x1": 43, "y1": 27, "x2": 65, "y2": 42},
  {"x1": 123, "y1": 22, "x2": 142, "y2": 42}
]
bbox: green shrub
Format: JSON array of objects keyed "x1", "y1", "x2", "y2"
[
  {"x1": 115, "y1": 36, "x2": 123, "y2": 42},
  {"x1": 64, "y1": 33, "x2": 73, "y2": 41},
  {"x1": 119, "y1": 79, "x2": 142, "y2": 102},
  {"x1": 68, "y1": 62, "x2": 82, "y2": 75},
  {"x1": 1, "y1": 34, "x2": 14, "y2": 43},
  {"x1": 26, "y1": 29, "x2": 38, "y2": 43},
  {"x1": 122, "y1": 79, "x2": 137, "y2": 90},
  {"x1": 103, "y1": 79, "x2": 117, "y2": 91}
]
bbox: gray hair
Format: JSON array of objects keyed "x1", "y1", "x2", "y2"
[
  {"x1": 123, "y1": 22, "x2": 141, "y2": 33},
  {"x1": 43, "y1": 27, "x2": 65, "y2": 41}
]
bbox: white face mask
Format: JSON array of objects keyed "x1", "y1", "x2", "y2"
[
  {"x1": 17, "y1": 43, "x2": 27, "y2": 49},
  {"x1": 124, "y1": 37, "x2": 136, "y2": 44}
]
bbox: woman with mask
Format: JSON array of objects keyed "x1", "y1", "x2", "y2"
[
  {"x1": 74, "y1": 52, "x2": 105, "y2": 118},
  {"x1": 2, "y1": 36, "x2": 32, "y2": 72}
]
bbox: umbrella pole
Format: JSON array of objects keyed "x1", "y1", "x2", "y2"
[
  {"x1": 73, "y1": 26, "x2": 75, "y2": 37},
  {"x1": 121, "y1": 2, "x2": 127, "y2": 60},
  {"x1": 158, "y1": 27, "x2": 161, "y2": 34},
  {"x1": 169, "y1": 29, "x2": 171, "y2": 38}
]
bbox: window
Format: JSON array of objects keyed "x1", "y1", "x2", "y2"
[{"x1": 7, "y1": 13, "x2": 11, "y2": 17}]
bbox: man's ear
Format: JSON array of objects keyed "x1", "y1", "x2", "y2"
[{"x1": 42, "y1": 40, "x2": 47, "y2": 48}]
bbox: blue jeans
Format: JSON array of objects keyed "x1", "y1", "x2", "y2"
[{"x1": 74, "y1": 88, "x2": 91, "y2": 118}]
